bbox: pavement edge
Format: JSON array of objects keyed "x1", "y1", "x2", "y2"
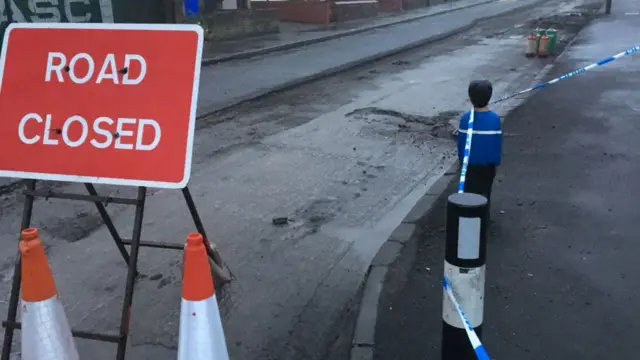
[
  {"x1": 345, "y1": 6, "x2": 605, "y2": 357},
  {"x1": 197, "y1": 0, "x2": 551, "y2": 119},
  {"x1": 348, "y1": 161, "x2": 458, "y2": 360},
  {"x1": 201, "y1": 0, "x2": 497, "y2": 66}
]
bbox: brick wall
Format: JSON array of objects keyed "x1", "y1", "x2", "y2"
[
  {"x1": 402, "y1": 0, "x2": 428, "y2": 10},
  {"x1": 202, "y1": 9, "x2": 280, "y2": 40},
  {"x1": 252, "y1": 0, "x2": 331, "y2": 24},
  {"x1": 402, "y1": 0, "x2": 427, "y2": 9},
  {"x1": 331, "y1": 1, "x2": 378, "y2": 22},
  {"x1": 378, "y1": 0, "x2": 403, "y2": 12}
]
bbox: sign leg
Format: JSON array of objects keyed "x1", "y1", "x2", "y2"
[
  {"x1": 181, "y1": 187, "x2": 232, "y2": 285},
  {"x1": 84, "y1": 183, "x2": 131, "y2": 265},
  {"x1": 115, "y1": 187, "x2": 147, "y2": 360},
  {"x1": 181, "y1": 187, "x2": 222, "y2": 264},
  {"x1": 1, "y1": 180, "x2": 37, "y2": 360}
]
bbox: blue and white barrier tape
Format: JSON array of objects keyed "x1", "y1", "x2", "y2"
[
  {"x1": 491, "y1": 45, "x2": 640, "y2": 104},
  {"x1": 458, "y1": 45, "x2": 640, "y2": 192},
  {"x1": 443, "y1": 275, "x2": 490, "y2": 360},
  {"x1": 451, "y1": 45, "x2": 640, "y2": 356},
  {"x1": 457, "y1": 109, "x2": 475, "y2": 193}
]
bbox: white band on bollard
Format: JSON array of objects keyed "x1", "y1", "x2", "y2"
[
  {"x1": 443, "y1": 275, "x2": 490, "y2": 360},
  {"x1": 442, "y1": 263, "x2": 485, "y2": 329}
]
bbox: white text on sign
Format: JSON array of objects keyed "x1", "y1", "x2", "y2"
[
  {"x1": 17, "y1": 51, "x2": 161, "y2": 150},
  {"x1": 45, "y1": 52, "x2": 146, "y2": 85},
  {"x1": 19, "y1": 114, "x2": 161, "y2": 151}
]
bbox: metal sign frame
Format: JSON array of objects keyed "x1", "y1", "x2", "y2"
[{"x1": 0, "y1": 181, "x2": 232, "y2": 360}]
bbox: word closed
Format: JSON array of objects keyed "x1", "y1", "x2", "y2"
[
  {"x1": 0, "y1": 23, "x2": 204, "y2": 188},
  {"x1": 19, "y1": 113, "x2": 161, "y2": 150}
]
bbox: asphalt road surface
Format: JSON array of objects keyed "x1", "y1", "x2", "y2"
[
  {"x1": 195, "y1": 0, "x2": 548, "y2": 115},
  {"x1": 374, "y1": 0, "x2": 640, "y2": 359},
  {"x1": 0, "y1": 0, "x2": 608, "y2": 359}
]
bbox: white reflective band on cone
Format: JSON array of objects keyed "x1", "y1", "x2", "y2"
[
  {"x1": 178, "y1": 295, "x2": 229, "y2": 360},
  {"x1": 21, "y1": 296, "x2": 79, "y2": 360}
]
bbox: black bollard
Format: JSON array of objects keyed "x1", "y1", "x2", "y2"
[{"x1": 441, "y1": 192, "x2": 488, "y2": 360}]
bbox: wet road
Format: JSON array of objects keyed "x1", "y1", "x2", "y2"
[
  {"x1": 0, "y1": 0, "x2": 595, "y2": 359},
  {"x1": 0, "y1": 0, "x2": 539, "y2": 194},
  {"x1": 374, "y1": 0, "x2": 640, "y2": 359},
  {"x1": 204, "y1": 0, "x2": 482, "y2": 58},
  {"x1": 195, "y1": 0, "x2": 547, "y2": 115}
]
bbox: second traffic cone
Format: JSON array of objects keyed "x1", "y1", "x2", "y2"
[
  {"x1": 538, "y1": 34, "x2": 549, "y2": 58},
  {"x1": 178, "y1": 233, "x2": 230, "y2": 360},
  {"x1": 19, "y1": 228, "x2": 79, "y2": 360}
]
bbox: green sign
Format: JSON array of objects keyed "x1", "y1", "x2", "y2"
[
  {"x1": 1, "y1": 0, "x2": 114, "y2": 25},
  {"x1": 1, "y1": 0, "x2": 171, "y2": 46}
]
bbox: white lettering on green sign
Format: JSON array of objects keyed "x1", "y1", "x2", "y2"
[{"x1": 0, "y1": 0, "x2": 113, "y2": 25}]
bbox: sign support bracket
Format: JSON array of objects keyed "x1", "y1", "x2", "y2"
[{"x1": 0, "y1": 180, "x2": 232, "y2": 360}]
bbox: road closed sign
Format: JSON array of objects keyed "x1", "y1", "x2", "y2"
[{"x1": 0, "y1": 23, "x2": 203, "y2": 188}]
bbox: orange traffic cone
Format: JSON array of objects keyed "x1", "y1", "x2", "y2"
[
  {"x1": 538, "y1": 34, "x2": 549, "y2": 58},
  {"x1": 19, "y1": 228, "x2": 79, "y2": 360},
  {"x1": 178, "y1": 233, "x2": 229, "y2": 360}
]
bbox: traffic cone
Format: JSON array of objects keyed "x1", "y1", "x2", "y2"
[
  {"x1": 538, "y1": 34, "x2": 549, "y2": 58},
  {"x1": 19, "y1": 228, "x2": 79, "y2": 360},
  {"x1": 178, "y1": 232, "x2": 229, "y2": 360},
  {"x1": 525, "y1": 32, "x2": 537, "y2": 57}
]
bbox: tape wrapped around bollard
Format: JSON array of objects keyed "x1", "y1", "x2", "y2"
[{"x1": 442, "y1": 192, "x2": 489, "y2": 360}]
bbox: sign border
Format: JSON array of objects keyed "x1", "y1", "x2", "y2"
[{"x1": 0, "y1": 22, "x2": 204, "y2": 189}]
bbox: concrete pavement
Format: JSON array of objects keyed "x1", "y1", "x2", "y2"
[
  {"x1": 373, "y1": 1, "x2": 640, "y2": 359},
  {"x1": 0, "y1": 1, "x2": 581, "y2": 359},
  {"x1": 195, "y1": 0, "x2": 549, "y2": 116}
]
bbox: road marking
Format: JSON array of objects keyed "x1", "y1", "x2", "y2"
[{"x1": 624, "y1": 12, "x2": 640, "y2": 15}]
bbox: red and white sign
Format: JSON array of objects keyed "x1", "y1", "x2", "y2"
[{"x1": 0, "y1": 23, "x2": 203, "y2": 189}]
